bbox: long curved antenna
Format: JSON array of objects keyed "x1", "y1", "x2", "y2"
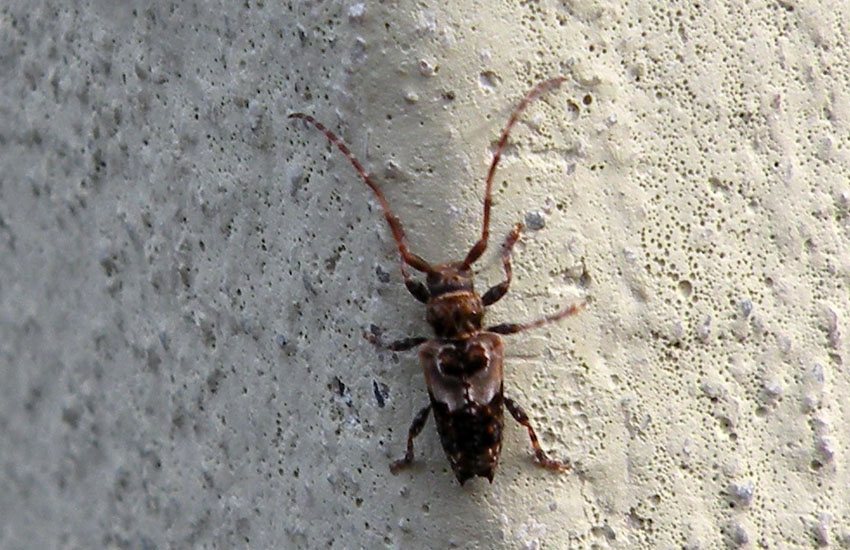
[
  {"x1": 289, "y1": 113, "x2": 434, "y2": 276},
  {"x1": 463, "y1": 77, "x2": 568, "y2": 268}
]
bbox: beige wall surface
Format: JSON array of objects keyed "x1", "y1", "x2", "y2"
[{"x1": 1, "y1": 1, "x2": 848, "y2": 548}]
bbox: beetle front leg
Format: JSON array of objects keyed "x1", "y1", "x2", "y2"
[
  {"x1": 505, "y1": 397, "x2": 570, "y2": 472},
  {"x1": 390, "y1": 405, "x2": 432, "y2": 473},
  {"x1": 401, "y1": 263, "x2": 430, "y2": 303},
  {"x1": 482, "y1": 223, "x2": 523, "y2": 306}
]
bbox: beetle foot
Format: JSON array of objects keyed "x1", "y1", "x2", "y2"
[
  {"x1": 535, "y1": 452, "x2": 571, "y2": 472},
  {"x1": 389, "y1": 457, "x2": 413, "y2": 474}
]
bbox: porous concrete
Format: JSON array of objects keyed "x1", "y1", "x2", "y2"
[{"x1": 1, "y1": 1, "x2": 849, "y2": 549}]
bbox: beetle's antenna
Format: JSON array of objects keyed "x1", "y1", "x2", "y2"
[
  {"x1": 289, "y1": 113, "x2": 434, "y2": 275},
  {"x1": 463, "y1": 77, "x2": 568, "y2": 268}
]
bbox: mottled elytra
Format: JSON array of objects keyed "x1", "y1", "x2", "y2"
[{"x1": 289, "y1": 77, "x2": 586, "y2": 485}]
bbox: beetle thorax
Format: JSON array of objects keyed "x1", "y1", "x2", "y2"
[
  {"x1": 426, "y1": 290, "x2": 484, "y2": 339},
  {"x1": 424, "y1": 262, "x2": 483, "y2": 339}
]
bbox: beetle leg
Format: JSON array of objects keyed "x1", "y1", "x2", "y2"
[
  {"x1": 487, "y1": 301, "x2": 587, "y2": 335},
  {"x1": 505, "y1": 397, "x2": 570, "y2": 472},
  {"x1": 402, "y1": 263, "x2": 430, "y2": 303},
  {"x1": 384, "y1": 337, "x2": 428, "y2": 351},
  {"x1": 482, "y1": 223, "x2": 523, "y2": 306},
  {"x1": 390, "y1": 405, "x2": 432, "y2": 473},
  {"x1": 365, "y1": 330, "x2": 428, "y2": 351}
]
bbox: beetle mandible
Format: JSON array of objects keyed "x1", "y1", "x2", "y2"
[{"x1": 289, "y1": 77, "x2": 586, "y2": 485}]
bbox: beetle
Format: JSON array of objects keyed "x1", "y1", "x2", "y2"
[{"x1": 289, "y1": 77, "x2": 586, "y2": 485}]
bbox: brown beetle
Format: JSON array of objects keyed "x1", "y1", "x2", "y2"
[{"x1": 290, "y1": 77, "x2": 586, "y2": 485}]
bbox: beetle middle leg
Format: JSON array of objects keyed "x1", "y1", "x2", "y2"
[
  {"x1": 382, "y1": 336, "x2": 428, "y2": 351},
  {"x1": 487, "y1": 300, "x2": 587, "y2": 335},
  {"x1": 505, "y1": 397, "x2": 570, "y2": 471},
  {"x1": 364, "y1": 330, "x2": 428, "y2": 351},
  {"x1": 482, "y1": 222, "x2": 523, "y2": 306},
  {"x1": 390, "y1": 405, "x2": 432, "y2": 473}
]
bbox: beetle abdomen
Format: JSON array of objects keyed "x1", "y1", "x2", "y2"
[
  {"x1": 420, "y1": 333, "x2": 506, "y2": 483},
  {"x1": 431, "y1": 391, "x2": 504, "y2": 485}
]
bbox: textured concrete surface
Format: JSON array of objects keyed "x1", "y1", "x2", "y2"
[{"x1": 2, "y1": 1, "x2": 849, "y2": 549}]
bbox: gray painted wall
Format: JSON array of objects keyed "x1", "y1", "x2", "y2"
[{"x1": 2, "y1": 1, "x2": 849, "y2": 548}]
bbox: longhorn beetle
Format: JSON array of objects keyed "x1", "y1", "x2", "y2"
[{"x1": 289, "y1": 77, "x2": 586, "y2": 485}]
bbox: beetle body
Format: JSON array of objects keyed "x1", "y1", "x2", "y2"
[
  {"x1": 418, "y1": 265, "x2": 505, "y2": 484},
  {"x1": 290, "y1": 77, "x2": 586, "y2": 485}
]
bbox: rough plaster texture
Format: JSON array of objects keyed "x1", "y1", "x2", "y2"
[{"x1": 2, "y1": 1, "x2": 850, "y2": 549}]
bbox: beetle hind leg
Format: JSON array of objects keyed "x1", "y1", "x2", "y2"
[
  {"x1": 390, "y1": 405, "x2": 432, "y2": 474},
  {"x1": 505, "y1": 397, "x2": 570, "y2": 472}
]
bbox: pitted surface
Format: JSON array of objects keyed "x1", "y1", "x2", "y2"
[{"x1": 1, "y1": 1, "x2": 848, "y2": 549}]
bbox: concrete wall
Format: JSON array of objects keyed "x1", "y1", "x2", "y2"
[{"x1": 1, "y1": 1, "x2": 849, "y2": 548}]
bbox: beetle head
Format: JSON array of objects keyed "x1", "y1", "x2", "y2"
[{"x1": 425, "y1": 262, "x2": 475, "y2": 296}]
